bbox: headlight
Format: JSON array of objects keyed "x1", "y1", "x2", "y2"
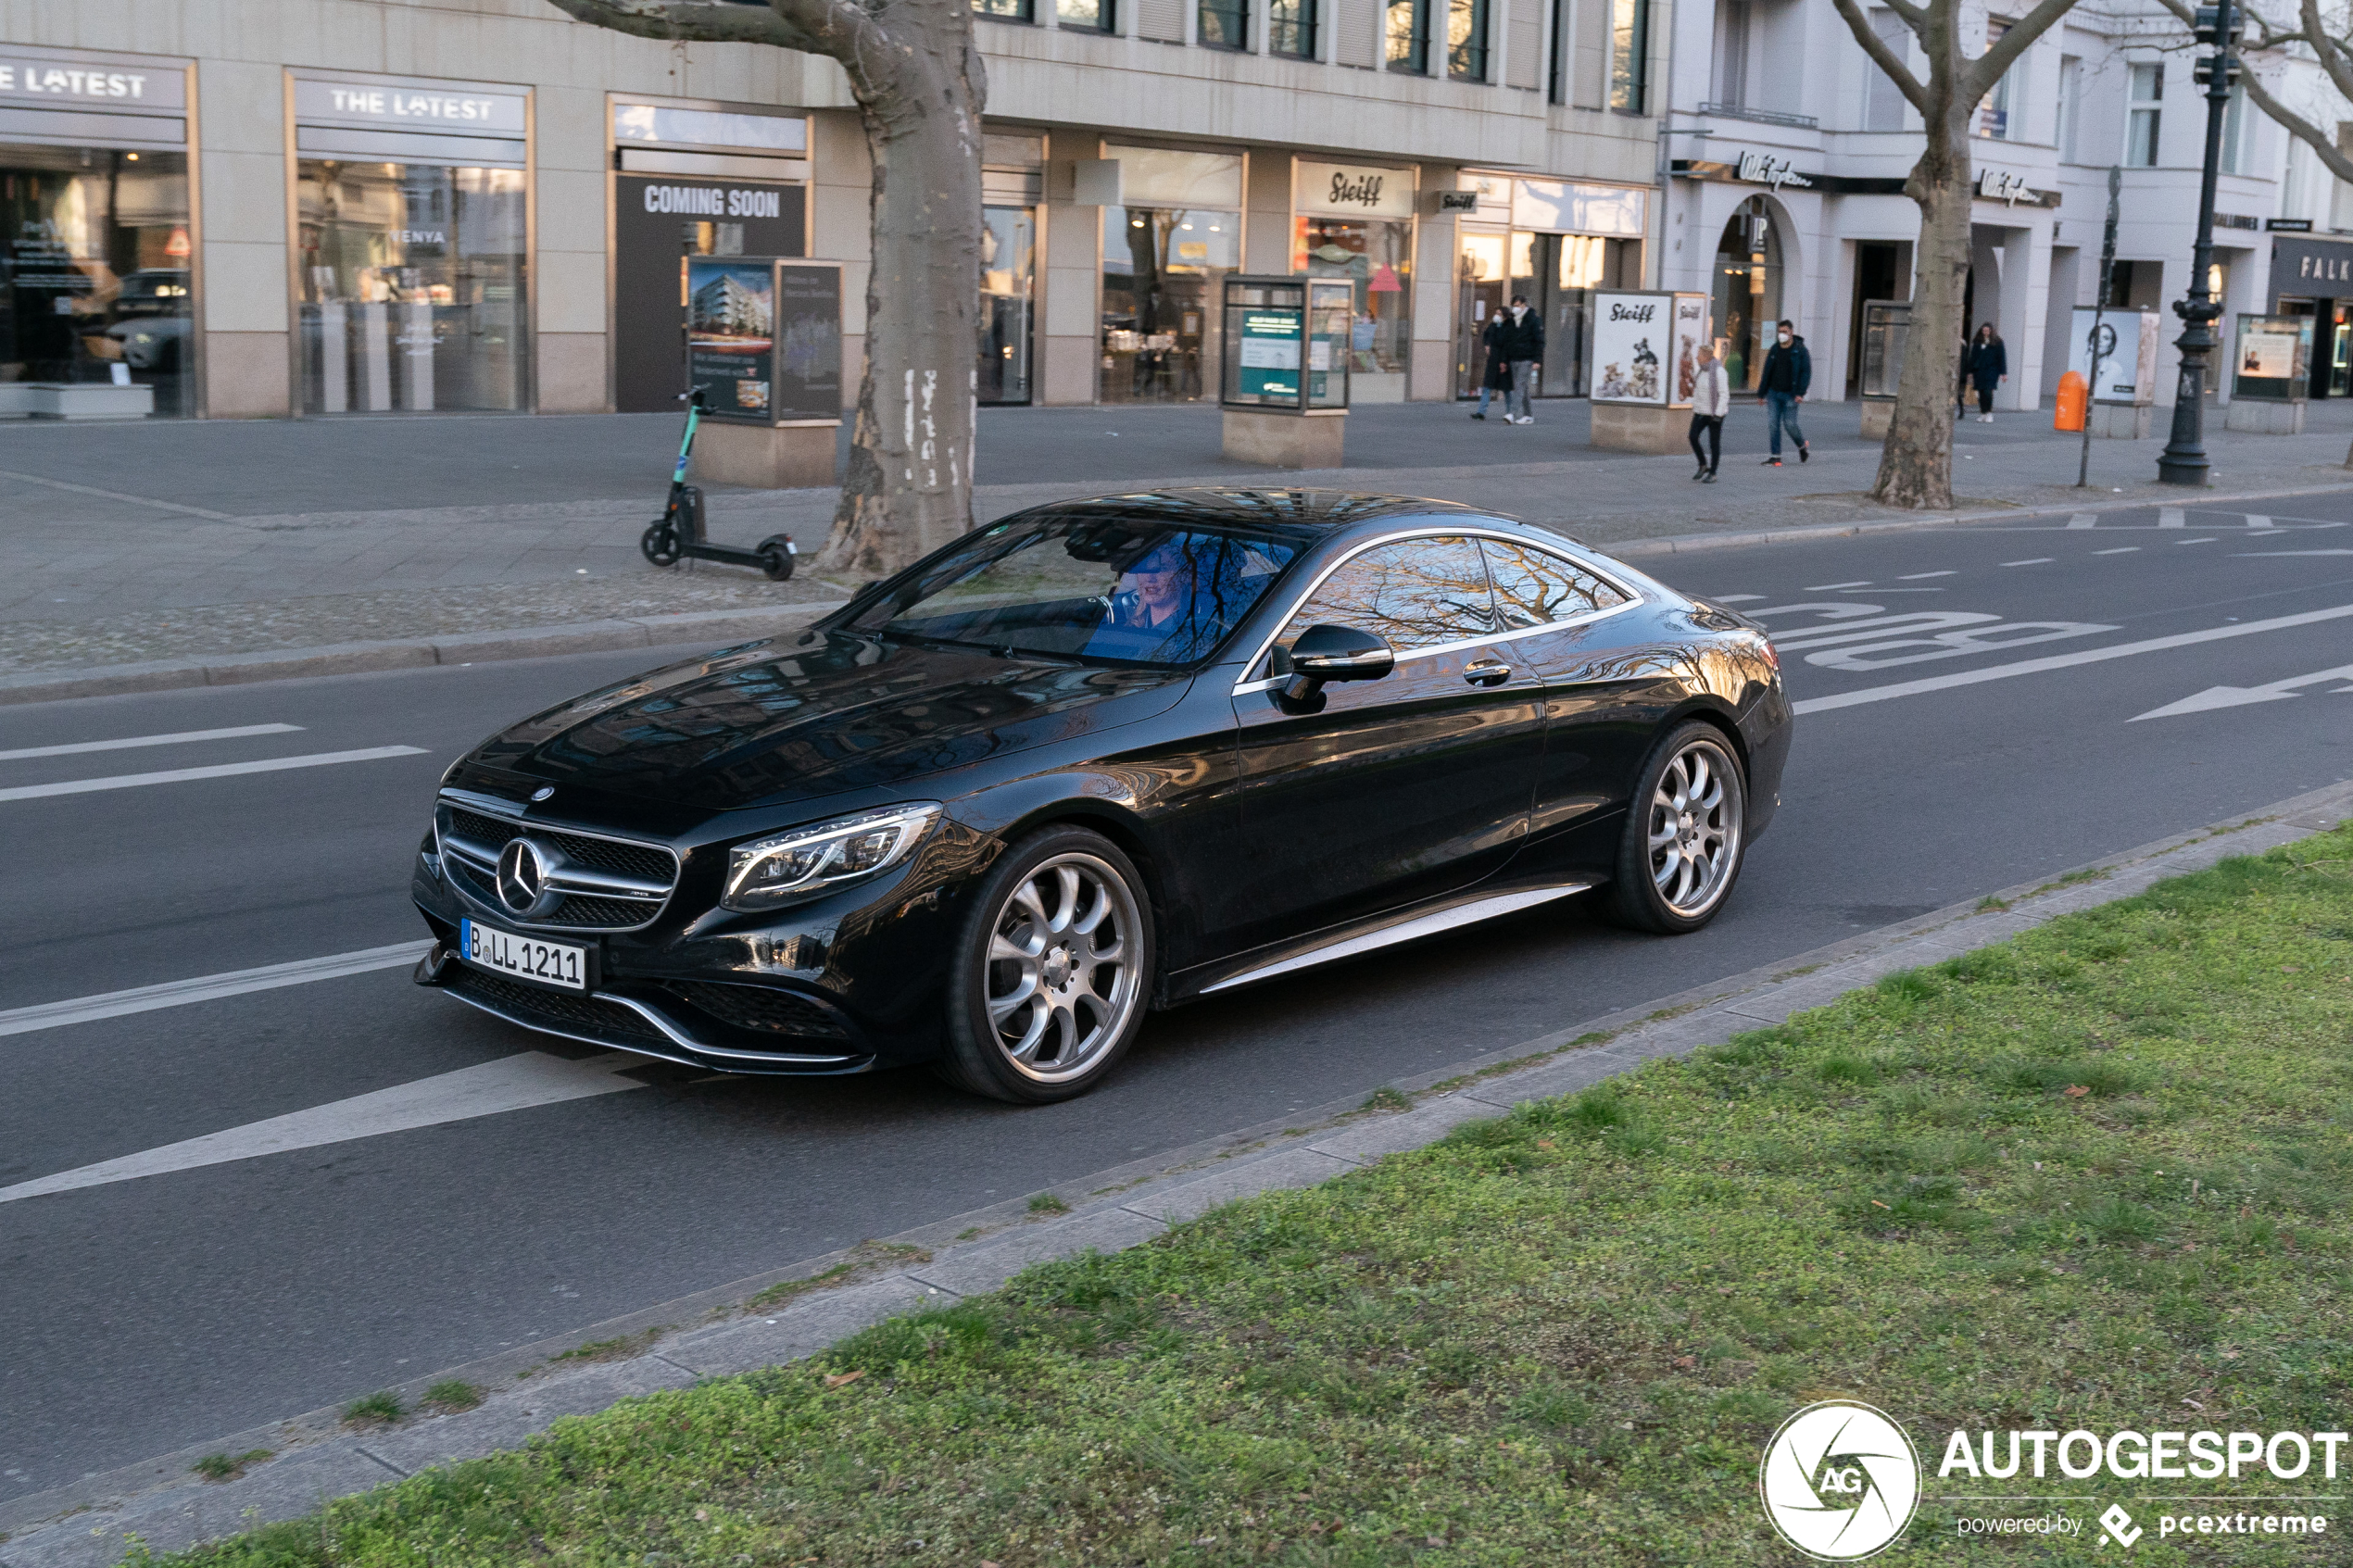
[{"x1": 724, "y1": 803, "x2": 941, "y2": 912}]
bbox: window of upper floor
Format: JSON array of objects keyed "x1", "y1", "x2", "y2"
[
  {"x1": 2057, "y1": 55, "x2": 2082, "y2": 160},
  {"x1": 1058, "y1": 0, "x2": 1116, "y2": 31},
  {"x1": 1448, "y1": 0, "x2": 1491, "y2": 81},
  {"x1": 1200, "y1": 0, "x2": 1249, "y2": 49},
  {"x1": 974, "y1": 0, "x2": 1035, "y2": 20},
  {"x1": 2126, "y1": 60, "x2": 2163, "y2": 167},
  {"x1": 1610, "y1": 0, "x2": 1650, "y2": 113},
  {"x1": 1711, "y1": 0, "x2": 1750, "y2": 108},
  {"x1": 1270, "y1": 0, "x2": 1317, "y2": 57},
  {"x1": 1975, "y1": 17, "x2": 2023, "y2": 141},
  {"x1": 1862, "y1": 6, "x2": 1909, "y2": 131}
]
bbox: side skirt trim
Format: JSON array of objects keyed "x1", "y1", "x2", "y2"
[{"x1": 1199, "y1": 883, "x2": 1592, "y2": 996}]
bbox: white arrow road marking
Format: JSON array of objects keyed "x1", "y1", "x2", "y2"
[
  {"x1": 0, "y1": 723, "x2": 302, "y2": 762},
  {"x1": 0, "y1": 746, "x2": 425, "y2": 802},
  {"x1": 0, "y1": 1052, "x2": 649, "y2": 1204},
  {"x1": 1792, "y1": 601, "x2": 2353, "y2": 715},
  {"x1": 2129, "y1": 662, "x2": 2353, "y2": 721},
  {"x1": 0, "y1": 941, "x2": 434, "y2": 1039}
]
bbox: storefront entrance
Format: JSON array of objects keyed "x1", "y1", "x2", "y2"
[
  {"x1": 1100, "y1": 145, "x2": 1243, "y2": 404},
  {"x1": 1714, "y1": 195, "x2": 1782, "y2": 393},
  {"x1": 1293, "y1": 160, "x2": 1415, "y2": 402}
]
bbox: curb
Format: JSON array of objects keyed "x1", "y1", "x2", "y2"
[
  {"x1": 6, "y1": 472, "x2": 2348, "y2": 709},
  {"x1": 6, "y1": 775, "x2": 2349, "y2": 1566},
  {"x1": 0, "y1": 601, "x2": 848, "y2": 709}
]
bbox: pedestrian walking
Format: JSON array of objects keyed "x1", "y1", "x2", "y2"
[
  {"x1": 1756, "y1": 319, "x2": 1810, "y2": 467},
  {"x1": 1688, "y1": 342, "x2": 1730, "y2": 483},
  {"x1": 1470, "y1": 308, "x2": 1513, "y2": 420},
  {"x1": 1967, "y1": 322, "x2": 2007, "y2": 422}
]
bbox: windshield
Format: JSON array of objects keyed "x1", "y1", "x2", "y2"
[{"x1": 844, "y1": 515, "x2": 1302, "y2": 668}]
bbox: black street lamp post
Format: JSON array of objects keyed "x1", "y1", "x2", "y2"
[{"x1": 2157, "y1": 1, "x2": 2244, "y2": 485}]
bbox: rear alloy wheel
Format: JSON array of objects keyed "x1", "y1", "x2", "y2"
[
  {"x1": 1602, "y1": 721, "x2": 1747, "y2": 935},
  {"x1": 938, "y1": 826, "x2": 1154, "y2": 1103}
]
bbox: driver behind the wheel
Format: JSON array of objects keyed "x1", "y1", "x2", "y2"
[{"x1": 1084, "y1": 537, "x2": 1222, "y2": 662}]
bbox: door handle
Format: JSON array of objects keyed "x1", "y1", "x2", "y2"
[{"x1": 1464, "y1": 659, "x2": 1512, "y2": 687}]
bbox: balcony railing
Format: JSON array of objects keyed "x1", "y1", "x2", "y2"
[{"x1": 1698, "y1": 102, "x2": 1820, "y2": 131}]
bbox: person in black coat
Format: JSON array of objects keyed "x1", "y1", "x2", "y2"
[
  {"x1": 1470, "y1": 308, "x2": 1514, "y2": 419},
  {"x1": 1967, "y1": 323, "x2": 2007, "y2": 421},
  {"x1": 1493, "y1": 294, "x2": 1544, "y2": 423},
  {"x1": 1756, "y1": 320, "x2": 1810, "y2": 466}
]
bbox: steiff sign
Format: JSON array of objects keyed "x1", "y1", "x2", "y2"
[{"x1": 1294, "y1": 159, "x2": 1416, "y2": 220}]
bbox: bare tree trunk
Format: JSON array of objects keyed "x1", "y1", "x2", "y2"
[
  {"x1": 826, "y1": 61, "x2": 982, "y2": 577},
  {"x1": 545, "y1": 0, "x2": 983, "y2": 575},
  {"x1": 1880, "y1": 132, "x2": 1970, "y2": 509}
]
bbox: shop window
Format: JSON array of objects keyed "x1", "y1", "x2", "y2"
[
  {"x1": 979, "y1": 206, "x2": 1035, "y2": 405},
  {"x1": 2127, "y1": 62, "x2": 2162, "y2": 168},
  {"x1": 1447, "y1": 0, "x2": 1490, "y2": 80},
  {"x1": 1199, "y1": 0, "x2": 1249, "y2": 48},
  {"x1": 1976, "y1": 18, "x2": 2020, "y2": 140},
  {"x1": 0, "y1": 149, "x2": 194, "y2": 416},
  {"x1": 1295, "y1": 213, "x2": 1411, "y2": 397},
  {"x1": 1102, "y1": 205, "x2": 1240, "y2": 402},
  {"x1": 1610, "y1": 0, "x2": 1650, "y2": 113},
  {"x1": 297, "y1": 160, "x2": 528, "y2": 415},
  {"x1": 1270, "y1": 0, "x2": 1317, "y2": 56},
  {"x1": 973, "y1": 0, "x2": 1036, "y2": 19},
  {"x1": 1713, "y1": 196, "x2": 1782, "y2": 393},
  {"x1": 1504, "y1": 231, "x2": 1638, "y2": 398},
  {"x1": 1386, "y1": 0, "x2": 1431, "y2": 73},
  {"x1": 1058, "y1": 0, "x2": 1115, "y2": 28}
]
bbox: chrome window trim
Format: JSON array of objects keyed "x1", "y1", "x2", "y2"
[
  {"x1": 434, "y1": 788, "x2": 682, "y2": 933},
  {"x1": 1228, "y1": 526, "x2": 1648, "y2": 697}
]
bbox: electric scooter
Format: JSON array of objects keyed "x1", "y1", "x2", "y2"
[{"x1": 638, "y1": 388, "x2": 798, "y2": 581}]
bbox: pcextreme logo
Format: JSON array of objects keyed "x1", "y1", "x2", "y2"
[{"x1": 1759, "y1": 1400, "x2": 1922, "y2": 1561}]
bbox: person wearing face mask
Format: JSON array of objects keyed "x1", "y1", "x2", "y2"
[
  {"x1": 1688, "y1": 342, "x2": 1730, "y2": 483},
  {"x1": 1756, "y1": 320, "x2": 1810, "y2": 466},
  {"x1": 1493, "y1": 293, "x2": 1544, "y2": 424}
]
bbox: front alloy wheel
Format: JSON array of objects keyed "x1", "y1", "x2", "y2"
[
  {"x1": 1603, "y1": 721, "x2": 1747, "y2": 934},
  {"x1": 940, "y1": 826, "x2": 1154, "y2": 1102}
]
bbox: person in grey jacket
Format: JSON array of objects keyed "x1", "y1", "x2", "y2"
[{"x1": 1688, "y1": 343, "x2": 1730, "y2": 482}]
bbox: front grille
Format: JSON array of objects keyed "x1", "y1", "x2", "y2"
[
  {"x1": 536, "y1": 895, "x2": 659, "y2": 929},
  {"x1": 435, "y1": 792, "x2": 680, "y2": 934},
  {"x1": 666, "y1": 980, "x2": 850, "y2": 1040},
  {"x1": 445, "y1": 965, "x2": 671, "y2": 1047}
]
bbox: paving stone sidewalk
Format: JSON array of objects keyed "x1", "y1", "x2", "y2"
[
  {"x1": 3, "y1": 398, "x2": 2349, "y2": 677},
  {"x1": 6, "y1": 776, "x2": 2347, "y2": 1568}
]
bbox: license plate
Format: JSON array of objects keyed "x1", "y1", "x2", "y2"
[{"x1": 458, "y1": 918, "x2": 587, "y2": 993}]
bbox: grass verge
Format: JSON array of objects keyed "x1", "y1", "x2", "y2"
[{"x1": 137, "y1": 832, "x2": 2353, "y2": 1565}]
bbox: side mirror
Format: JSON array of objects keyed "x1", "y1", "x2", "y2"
[{"x1": 1280, "y1": 622, "x2": 1393, "y2": 704}]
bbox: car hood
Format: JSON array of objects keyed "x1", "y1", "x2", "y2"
[{"x1": 464, "y1": 630, "x2": 1192, "y2": 811}]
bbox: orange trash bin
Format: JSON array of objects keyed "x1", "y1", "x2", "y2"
[{"x1": 2053, "y1": 370, "x2": 2087, "y2": 432}]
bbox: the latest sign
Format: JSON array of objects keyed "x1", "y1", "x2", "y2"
[
  {"x1": 294, "y1": 79, "x2": 527, "y2": 135},
  {"x1": 0, "y1": 57, "x2": 184, "y2": 109}
]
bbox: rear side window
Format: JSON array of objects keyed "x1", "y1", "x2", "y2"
[
  {"x1": 1276, "y1": 534, "x2": 1494, "y2": 659},
  {"x1": 1481, "y1": 539, "x2": 1629, "y2": 630}
]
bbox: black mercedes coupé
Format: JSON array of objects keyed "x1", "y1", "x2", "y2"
[{"x1": 411, "y1": 490, "x2": 1792, "y2": 1101}]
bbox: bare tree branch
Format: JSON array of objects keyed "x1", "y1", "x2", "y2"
[
  {"x1": 2150, "y1": 0, "x2": 2353, "y2": 189},
  {"x1": 1828, "y1": 0, "x2": 1931, "y2": 115}
]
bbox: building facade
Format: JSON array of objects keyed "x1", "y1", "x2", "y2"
[
  {"x1": 1656, "y1": 0, "x2": 2330, "y2": 411},
  {"x1": 0, "y1": 0, "x2": 1670, "y2": 420}
]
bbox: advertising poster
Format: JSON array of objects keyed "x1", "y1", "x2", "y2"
[
  {"x1": 2237, "y1": 325, "x2": 2298, "y2": 382},
  {"x1": 1590, "y1": 292, "x2": 1667, "y2": 404},
  {"x1": 1669, "y1": 295, "x2": 1710, "y2": 408},
  {"x1": 1235, "y1": 307, "x2": 1302, "y2": 403},
  {"x1": 686, "y1": 257, "x2": 774, "y2": 420},
  {"x1": 773, "y1": 263, "x2": 842, "y2": 420},
  {"x1": 2067, "y1": 307, "x2": 2156, "y2": 405}
]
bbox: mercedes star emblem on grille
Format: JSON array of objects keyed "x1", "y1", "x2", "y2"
[{"x1": 497, "y1": 837, "x2": 548, "y2": 914}]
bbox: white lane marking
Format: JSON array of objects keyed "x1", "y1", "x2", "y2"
[
  {"x1": 2235, "y1": 549, "x2": 2353, "y2": 557},
  {"x1": 1804, "y1": 581, "x2": 1871, "y2": 590},
  {"x1": 2065, "y1": 514, "x2": 2099, "y2": 529},
  {"x1": 0, "y1": 1052, "x2": 648, "y2": 1204},
  {"x1": 2247, "y1": 515, "x2": 2275, "y2": 531},
  {"x1": 2176, "y1": 537, "x2": 2220, "y2": 546},
  {"x1": 0, "y1": 746, "x2": 426, "y2": 802},
  {"x1": 0, "y1": 465, "x2": 237, "y2": 521},
  {"x1": 1791, "y1": 601, "x2": 2353, "y2": 715},
  {"x1": 0, "y1": 724, "x2": 304, "y2": 762},
  {"x1": 2130, "y1": 661, "x2": 2353, "y2": 721},
  {"x1": 2093, "y1": 546, "x2": 2140, "y2": 556},
  {"x1": 1708, "y1": 594, "x2": 1768, "y2": 603},
  {"x1": 1898, "y1": 571, "x2": 1957, "y2": 580},
  {"x1": 2158, "y1": 508, "x2": 2186, "y2": 528},
  {"x1": 2001, "y1": 558, "x2": 2055, "y2": 566},
  {"x1": 0, "y1": 941, "x2": 434, "y2": 1039}
]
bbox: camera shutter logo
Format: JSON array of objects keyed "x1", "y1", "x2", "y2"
[{"x1": 1759, "y1": 1400, "x2": 1920, "y2": 1561}]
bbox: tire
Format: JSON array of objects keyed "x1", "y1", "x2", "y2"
[
  {"x1": 756, "y1": 535, "x2": 796, "y2": 581},
  {"x1": 1600, "y1": 720, "x2": 1748, "y2": 935},
  {"x1": 935, "y1": 825, "x2": 1156, "y2": 1104},
  {"x1": 640, "y1": 521, "x2": 681, "y2": 567}
]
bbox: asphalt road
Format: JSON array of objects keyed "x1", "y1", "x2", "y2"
[{"x1": 5, "y1": 494, "x2": 2352, "y2": 1504}]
